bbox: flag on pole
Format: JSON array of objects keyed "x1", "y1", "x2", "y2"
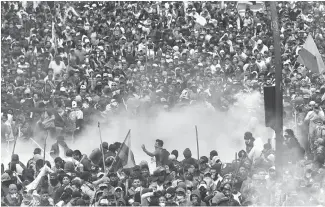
[
  {"x1": 113, "y1": 130, "x2": 136, "y2": 170},
  {"x1": 51, "y1": 21, "x2": 58, "y2": 55},
  {"x1": 297, "y1": 35, "x2": 325, "y2": 74}
]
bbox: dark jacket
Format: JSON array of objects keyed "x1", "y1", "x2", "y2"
[{"x1": 182, "y1": 148, "x2": 198, "y2": 166}]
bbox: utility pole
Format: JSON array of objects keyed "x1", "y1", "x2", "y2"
[{"x1": 270, "y1": 2, "x2": 284, "y2": 175}]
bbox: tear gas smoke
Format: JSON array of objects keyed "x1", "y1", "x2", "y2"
[{"x1": 1, "y1": 91, "x2": 274, "y2": 171}]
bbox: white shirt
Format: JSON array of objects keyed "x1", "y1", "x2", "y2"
[
  {"x1": 252, "y1": 44, "x2": 268, "y2": 54},
  {"x1": 48, "y1": 61, "x2": 66, "y2": 76},
  {"x1": 247, "y1": 145, "x2": 262, "y2": 163}
]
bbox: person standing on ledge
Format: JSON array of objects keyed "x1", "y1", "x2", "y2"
[{"x1": 142, "y1": 139, "x2": 170, "y2": 167}]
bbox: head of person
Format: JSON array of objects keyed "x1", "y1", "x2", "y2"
[
  {"x1": 61, "y1": 174, "x2": 71, "y2": 186},
  {"x1": 73, "y1": 150, "x2": 82, "y2": 161},
  {"x1": 284, "y1": 128, "x2": 295, "y2": 139},
  {"x1": 155, "y1": 139, "x2": 164, "y2": 148},
  {"x1": 131, "y1": 177, "x2": 142, "y2": 188},
  {"x1": 8, "y1": 184, "x2": 18, "y2": 195},
  {"x1": 221, "y1": 183, "x2": 232, "y2": 197},
  {"x1": 175, "y1": 187, "x2": 186, "y2": 201},
  {"x1": 114, "y1": 186, "x2": 123, "y2": 199},
  {"x1": 313, "y1": 105, "x2": 320, "y2": 113},
  {"x1": 244, "y1": 132, "x2": 255, "y2": 146}
]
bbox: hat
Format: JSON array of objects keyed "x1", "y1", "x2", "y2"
[
  {"x1": 99, "y1": 199, "x2": 109, "y2": 205},
  {"x1": 1, "y1": 173, "x2": 11, "y2": 182},
  {"x1": 177, "y1": 182, "x2": 186, "y2": 190},
  {"x1": 198, "y1": 183, "x2": 207, "y2": 189},
  {"x1": 98, "y1": 183, "x2": 108, "y2": 188},
  {"x1": 96, "y1": 74, "x2": 102, "y2": 78},
  {"x1": 115, "y1": 187, "x2": 123, "y2": 192},
  {"x1": 80, "y1": 85, "x2": 86, "y2": 90},
  {"x1": 175, "y1": 187, "x2": 185, "y2": 194},
  {"x1": 257, "y1": 39, "x2": 263, "y2": 44}
]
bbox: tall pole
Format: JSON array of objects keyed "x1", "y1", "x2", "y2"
[
  {"x1": 270, "y1": 2, "x2": 283, "y2": 175},
  {"x1": 98, "y1": 122, "x2": 106, "y2": 172},
  {"x1": 195, "y1": 126, "x2": 200, "y2": 171},
  {"x1": 43, "y1": 131, "x2": 49, "y2": 166}
]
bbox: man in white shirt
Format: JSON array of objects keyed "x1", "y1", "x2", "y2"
[
  {"x1": 48, "y1": 56, "x2": 66, "y2": 77},
  {"x1": 244, "y1": 132, "x2": 262, "y2": 164},
  {"x1": 252, "y1": 39, "x2": 268, "y2": 54}
]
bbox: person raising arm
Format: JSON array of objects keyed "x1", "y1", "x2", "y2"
[{"x1": 142, "y1": 139, "x2": 170, "y2": 167}]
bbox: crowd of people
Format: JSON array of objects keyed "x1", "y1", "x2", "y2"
[{"x1": 1, "y1": 1, "x2": 325, "y2": 206}]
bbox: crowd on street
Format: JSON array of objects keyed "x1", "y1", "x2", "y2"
[{"x1": 1, "y1": 1, "x2": 325, "y2": 206}]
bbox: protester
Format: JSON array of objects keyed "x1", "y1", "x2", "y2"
[{"x1": 1, "y1": 1, "x2": 325, "y2": 206}]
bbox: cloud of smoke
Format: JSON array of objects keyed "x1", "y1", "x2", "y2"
[{"x1": 1, "y1": 91, "x2": 274, "y2": 171}]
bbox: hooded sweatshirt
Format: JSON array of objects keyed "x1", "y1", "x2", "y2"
[
  {"x1": 190, "y1": 190, "x2": 207, "y2": 206},
  {"x1": 182, "y1": 148, "x2": 198, "y2": 166}
]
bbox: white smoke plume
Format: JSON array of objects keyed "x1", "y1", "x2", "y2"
[{"x1": 2, "y1": 91, "x2": 274, "y2": 171}]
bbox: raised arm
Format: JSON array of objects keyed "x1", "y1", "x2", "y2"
[{"x1": 141, "y1": 145, "x2": 157, "y2": 157}]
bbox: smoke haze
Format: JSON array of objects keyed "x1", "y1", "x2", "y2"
[{"x1": 1, "y1": 91, "x2": 274, "y2": 172}]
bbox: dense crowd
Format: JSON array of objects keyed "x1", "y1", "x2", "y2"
[{"x1": 1, "y1": 1, "x2": 325, "y2": 206}]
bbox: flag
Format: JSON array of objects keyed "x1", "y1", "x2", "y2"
[
  {"x1": 297, "y1": 34, "x2": 325, "y2": 74},
  {"x1": 113, "y1": 130, "x2": 136, "y2": 170},
  {"x1": 51, "y1": 21, "x2": 58, "y2": 55}
]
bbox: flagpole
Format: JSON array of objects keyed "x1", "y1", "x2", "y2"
[
  {"x1": 195, "y1": 126, "x2": 200, "y2": 171},
  {"x1": 43, "y1": 131, "x2": 49, "y2": 166},
  {"x1": 109, "y1": 129, "x2": 131, "y2": 171},
  {"x1": 270, "y1": 1, "x2": 284, "y2": 175},
  {"x1": 30, "y1": 138, "x2": 52, "y2": 159},
  {"x1": 98, "y1": 122, "x2": 106, "y2": 172}
]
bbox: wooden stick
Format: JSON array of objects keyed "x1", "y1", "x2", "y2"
[
  {"x1": 43, "y1": 131, "x2": 49, "y2": 166},
  {"x1": 195, "y1": 126, "x2": 200, "y2": 171},
  {"x1": 98, "y1": 122, "x2": 106, "y2": 172}
]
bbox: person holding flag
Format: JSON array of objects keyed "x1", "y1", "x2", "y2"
[{"x1": 110, "y1": 130, "x2": 136, "y2": 172}]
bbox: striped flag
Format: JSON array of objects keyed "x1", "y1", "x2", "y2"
[
  {"x1": 297, "y1": 35, "x2": 325, "y2": 74},
  {"x1": 113, "y1": 130, "x2": 136, "y2": 170}
]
